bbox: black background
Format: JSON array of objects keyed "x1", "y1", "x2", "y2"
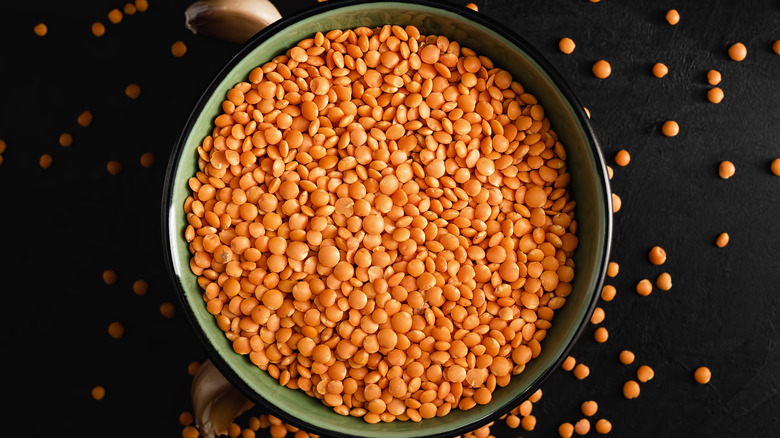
[{"x1": 1, "y1": 0, "x2": 779, "y2": 437}]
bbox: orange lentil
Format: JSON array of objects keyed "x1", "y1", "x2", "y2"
[
  {"x1": 728, "y1": 42, "x2": 747, "y2": 61},
  {"x1": 600, "y1": 285, "x2": 616, "y2": 302},
  {"x1": 619, "y1": 350, "x2": 635, "y2": 365},
  {"x1": 135, "y1": 0, "x2": 149, "y2": 12},
  {"x1": 637, "y1": 365, "x2": 654, "y2": 382},
  {"x1": 0, "y1": 139, "x2": 5, "y2": 154},
  {"x1": 652, "y1": 63, "x2": 668, "y2": 78},
  {"x1": 662, "y1": 120, "x2": 679, "y2": 137},
  {"x1": 715, "y1": 232, "x2": 729, "y2": 247},
  {"x1": 773, "y1": 40, "x2": 780, "y2": 55},
  {"x1": 595, "y1": 418, "x2": 612, "y2": 434},
  {"x1": 771, "y1": 159, "x2": 780, "y2": 176},
  {"x1": 140, "y1": 152, "x2": 156, "y2": 168},
  {"x1": 648, "y1": 246, "x2": 666, "y2": 265},
  {"x1": 607, "y1": 262, "x2": 619, "y2": 277},
  {"x1": 656, "y1": 272, "x2": 672, "y2": 291},
  {"x1": 593, "y1": 327, "x2": 608, "y2": 343},
  {"x1": 562, "y1": 356, "x2": 577, "y2": 371},
  {"x1": 614, "y1": 149, "x2": 630, "y2": 166},
  {"x1": 559, "y1": 422, "x2": 575, "y2": 438},
  {"x1": 103, "y1": 269, "x2": 118, "y2": 285},
  {"x1": 719, "y1": 160, "x2": 735, "y2": 179},
  {"x1": 694, "y1": 366, "x2": 711, "y2": 384},
  {"x1": 573, "y1": 363, "x2": 590, "y2": 380},
  {"x1": 182, "y1": 426, "x2": 199, "y2": 438},
  {"x1": 465, "y1": 3, "x2": 478, "y2": 11},
  {"x1": 172, "y1": 41, "x2": 187, "y2": 57},
  {"x1": 521, "y1": 414, "x2": 536, "y2": 431},
  {"x1": 125, "y1": 83, "x2": 142, "y2": 99},
  {"x1": 592, "y1": 60, "x2": 611, "y2": 78},
  {"x1": 636, "y1": 279, "x2": 652, "y2": 296},
  {"x1": 39, "y1": 153, "x2": 53, "y2": 169},
  {"x1": 611, "y1": 193, "x2": 621, "y2": 213},
  {"x1": 581, "y1": 400, "x2": 598, "y2": 417},
  {"x1": 187, "y1": 361, "x2": 201, "y2": 376},
  {"x1": 59, "y1": 133, "x2": 73, "y2": 147},
  {"x1": 179, "y1": 411, "x2": 194, "y2": 426},
  {"x1": 665, "y1": 9, "x2": 680, "y2": 25},
  {"x1": 707, "y1": 87, "x2": 724, "y2": 103},
  {"x1": 107, "y1": 160, "x2": 123, "y2": 175},
  {"x1": 108, "y1": 8, "x2": 123, "y2": 24},
  {"x1": 133, "y1": 279, "x2": 149, "y2": 295},
  {"x1": 34, "y1": 23, "x2": 48, "y2": 37},
  {"x1": 160, "y1": 302, "x2": 176, "y2": 319},
  {"x1": 77, "y1": 110, "x2": 93, "y2": 127},
  {"x1": 590, "y1": 307, "x2": 605, "y2": 324},
  {"x1": 574, "y1": 418, "x2": 590, "y2": 435},
  {"x1": 108, "y1": 321, "x2": 124, "y2": 339},
  {"x1": 707, "y1": 69, "x2": 721, "y2": 85},
  {"x1": 559, "y1": 37, "x2": 575, "y2": 54},
  {"x1": 92, "y1": 22, "x2": 106, "y2": 37},
  {"x1": 623, "y1": 380, "x2": 640, "y2": 399},
  {"x1": 124, "y1": 3, "x2": 137, "y2": 14},
  {"x1": 91, "y1": 385, "x2": 106, "y2": 400}
]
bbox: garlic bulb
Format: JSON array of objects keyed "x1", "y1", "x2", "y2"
[
  {"x1": 192, "y1": 360, "x2": 255, "y2": 438},
  {"x1": 184, "y1": 0, "x2": 282, "y2": 44}
]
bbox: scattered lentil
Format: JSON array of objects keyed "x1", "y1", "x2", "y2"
[
  {"x1": 592, "y1": 60, "x2": 612, "y2": 78},
  {"x1": 728, "y1": 42, "x2": 747, "y2": 61},
  {"x1": 656, "y1": 272, "x2": 672, "y2": 291},
  {"x1": 92, "y1": 22, "x2": 106, "y2": 37},
  {"x1": 108, "y1": 8, "x2": 123, "y2": 24},
  {"x1": 601, "y1": 285, "x2": 616, "y2": 302},
  {"x1": 135, "y1": 0, "x2": 149, "y2": 12},
  {"x1": 607, "y1": 262, "x2": 619, "y2": 277},
  {"x1": 34, "y1": 23, "x2": 48, "y2": 37},
  {"x1": 182, "y1": 426, "x2": 199, "y2": 438},
  {"x1": 133, "y1": 279, "x2": 149, "y2": 295},
  {"x1": 614, "y1": 149, "x2": 630, "y2": 167},
  {"x1": 590, "y1": 307, "x2": 605, "y2": 324},
  {"x1": 0, "y1": 139, "x2": 5, "y2": 154},
  {"x1": 573, "y1": 363, "x2": 590, "y2": 380},
  {"x1": 124, "y1": 3, "x2": 138, "y2": 15},
  {"x1": 559, "y1": 38, "x2": 575, "y2": 54},
  {"x1": 706, "y1": 69, "x2": 721, "y2": 85},
  {"x1": 103, "y1": 269, "x2": 118, "y2": 284},
  {"x1": 694, "y1": 366, "x2": 711, "y2": 384},
  {"x1": 662, "y1": 120, "x2": 679, "y2": 137},
  {"x1": 707, "y1": 87, "x2": 724, "y2": 103},
  {"x1": 59, "y1": 133, "x2": 73, "y2": 147},
  {"x1": 179, "y1": 411, "x2": 194, "y2": 426},
  {"x1": 140, "y1": 152, "x2": 156, "y2": 168},
  {"x1": 774, "y1": 40, "x2": 780, "y2": 55},
  {"x1": 715, "y1": 232, "x2": 729, "y2": 247},
  {"x1": 108, "y1": 321, "x2": 125, "y2": 339},
  {"x1": 771, "y1": 159, "x2": 780, "y2": 176},
  {"x1": 612, "y1": 193, "x2": 621, "y2": 213},
  {"x1": 465, "y1": 3, "x2": 478, "y2": 11},
  {"x1": 39, "y1": 153, "x2": 53, "y2": 169},
  {"x1": 172, "y1": 40, "x2": 187, "y2": 57},
  {"x1": 652, "y1": 63, "x2": 668, "y2": 78},
  {"x1": 125, "y1": 83, "x2": 142, "y2": 99},
  {"x1": 77, "y1": 110, "x2": 93, "y2": 127},
  {"x1": 719, "y1": 160, "x2": 735, "y2": 179},
  {"x1": 562, "y1": 356, "x2": 577, "y2": 371},
  {"x1": 649, "y1": 246, "x2": 666, "y2": 265},
  {"x1": 593, "y1": 327, "x2": 608, "y2": 343},
  {"x1": 521, "y1": 414, "x2": 537, "y2": 431},
  {"x1": 594, "y1": 418, "x2": 612, "y2": 434},
  {"x1": 574, "y1": 418, "x2": 591, "y2": 435},
  {"x1": 160, "y1": 302, "x2": 176, "y2": 319},
  {"x1": 665, "y1": 9, "x2": 680, "y2": 25},
  {"x1": 581, "y1": 400, "x2": 598, "y2": 417},
  {"x1": 618, "y1": 350, "x2": 634, "y2": 365},
  {"x1": 91, "y1": 385, "x2": 106, "y2": 400},
  {"x1": 107, "y1": 160, "x2": 123, "y2": 175},
  {"x1": 636, "y1": 279, "x2": 652, "y2": 296},
  {"x1": 637, "y1": 365, "x2": 654, "y2": 382},
  {"x1": 559, "y1": 422, "x2": 575, "y2": 438},
  {"x1": 622, "y1": 380, "x2": 640, "y2": 399}
]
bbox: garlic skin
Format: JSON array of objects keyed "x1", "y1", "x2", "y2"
[
  {"x1": 192, "y1": 359, "x2": 255, "y2": 438},
  {"x1": 185, "y1": 0, "x2": 282, "y2": 44}
]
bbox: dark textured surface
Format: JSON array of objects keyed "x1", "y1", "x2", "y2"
[{"x1": 1, "y1": 0, "x2": 779, "y2": 437}]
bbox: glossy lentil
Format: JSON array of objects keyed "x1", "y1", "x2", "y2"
[
  {"x1": 707, "y1": 87, "x2": 724, "y2": 103},
  {"x1": 694, "y1": 366, "x2": 711, "y2": 384},
  {"x1": 662, "y1": 120, "x2": 679, "y2": 137},
  {"x1": 594, "y1": 418, "x2": 612, "y2": 434},
  {"x1": 771, "y1": 159, "x2": 780, "y2": 176},
  {"x1": 648, "y1": 246, "x2": 666, "y2": 265},
  {"x1": 719, "y1": 160, "x2": 735, "y2": 179},
  {"x1": 183, "y1": 25, "x2": 580, "y2": 423},
  {"x1": 652, "y1": 63, "x2": 668, "y2": 78},
  {"x1": 614, "y1": 150, "x2": 630, "y2": 166},
  {"x1": 715, "y1": 232, "x2": 729, "y2": 247},
  {"x1": 592, "y1": 60, "x2": 611, "y2": 79},
  {"x1": 656, "y1": 272, "x2": 672, "y2": 291},
  {"x1": 172, "y1": 40, "x2": 187, "y2": 57},
  {"x1": 706, "y1": 69, "x2": 721, "y2": 85},
  {"x1": 637, "y1": 365, "x2": 654, "y2": 382},
  {"x1": 558, "y1": 38, "x2": 575, "y2": 54},
  {"x1": 618, "y1": 350, "x2": 634, "y2": 365},
  {"x1": 593, "y1": 327, "x2": 608, "y2": 343},
  {"x1": 728, "y1": 42, "x2": 747, "y2": 61},
  {"x1": 665, "y1": 9, "x2": 680, "y2": 25},
  {"x1": 636, "y1": 279, "x2": 652, "y2": 296},
  {"x1": 623, "y1": 380, "x2": 640, "y2": 399}
]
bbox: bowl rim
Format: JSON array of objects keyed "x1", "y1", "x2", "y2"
[{"x1": 162, "y1": 0, "x2": 613, "y2": 436}]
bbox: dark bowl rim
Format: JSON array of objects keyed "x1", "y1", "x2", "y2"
[{"x1": 161, "y1": 0, "x2": 613, "y2": 437}]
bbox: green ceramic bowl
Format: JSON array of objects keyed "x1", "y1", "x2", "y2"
[{"x1": 163, "y1": 1, "x2": 612, "y2": 437}]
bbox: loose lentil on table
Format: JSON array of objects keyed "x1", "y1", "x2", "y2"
[{"x1": 183, "y1": 25, "x2": 579, "y2": 423}]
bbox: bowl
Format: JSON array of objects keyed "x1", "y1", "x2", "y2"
[{"x1": 162, "y1": 1, "x2": 612, "y2": 437}]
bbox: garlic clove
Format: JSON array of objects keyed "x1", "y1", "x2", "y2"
[
  {"x1": 184, "y1": 0, "x2": 282, "y2": 44},
  {"x1": 192, "y1": 359, "x2": 255, "y2": 438}
]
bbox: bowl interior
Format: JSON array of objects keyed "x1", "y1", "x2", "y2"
[{"x1": 165, "y1": 2, "x2": 611, "y2": 437}]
